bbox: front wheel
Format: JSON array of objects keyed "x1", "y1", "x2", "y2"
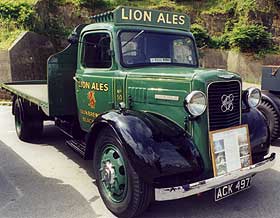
[{"x1": 93, "y1": 127, "x2": 153, "y2": 218}]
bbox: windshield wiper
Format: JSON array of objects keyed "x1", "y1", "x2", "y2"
[{"x1": 122, "y1": 30, "x2": 144, "y2": 48}]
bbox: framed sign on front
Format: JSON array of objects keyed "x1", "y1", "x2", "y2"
[{"x1": 209, "y1": 125, "x2": 253, "y2": 177}]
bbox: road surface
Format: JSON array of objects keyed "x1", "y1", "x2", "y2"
[{"x1": 0, "y1": 106, "x2": 279, "y2": 218}]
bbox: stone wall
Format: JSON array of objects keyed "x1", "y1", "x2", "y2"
[
  {"x1": 9, "y1": 31, "x2": 55, "y2": 81},
  {"x1": 200, "y1": 13, "x2": 228, "y2": 36},
  {"x1": 0, "y1": 50, "x2": 12, "y2": 99},
  {"x1": 34, "y1": 0, "x2": 93, "y2": 49},
  {"x1": 200, "y1": 48, "x2": 280, "y2": 84},
  {"x1": 0, "y1": 31, "x2": 55, "y2": 100},
  {"x1": 0, "y1": 51, "x2": 11, "y2": 82}
]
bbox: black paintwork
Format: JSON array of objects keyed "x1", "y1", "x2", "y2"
[
  {"x1": 242, "y1": 107, "x2": 270, "y2": 159},
  {"x1": 85, "y1": 107, "x2": 270, "y2": 187},
  {"x1": 86, "y1": 110, "x2": 204, "y2": 186}
]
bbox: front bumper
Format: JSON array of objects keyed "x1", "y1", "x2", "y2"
[{"x1": 155, "y1": 153, "x2": 276, "y2": 201}]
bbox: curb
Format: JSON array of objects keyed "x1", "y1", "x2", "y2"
[{"x1": 0, "y1": 102, "x2": 12, "y2": 106}]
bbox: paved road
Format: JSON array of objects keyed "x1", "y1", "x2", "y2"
[{"x1": 0, "y1": 106, "x2": 279, "y2": 218}]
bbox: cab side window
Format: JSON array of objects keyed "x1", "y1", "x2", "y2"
[{"x1": 82, "y1": 33, "x2": 112, "y2": 68}]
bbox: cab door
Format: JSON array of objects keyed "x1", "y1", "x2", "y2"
[{"x1": 75, "y1": 31, "x2": 114, "y2": 131}]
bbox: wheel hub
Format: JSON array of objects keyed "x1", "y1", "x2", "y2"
[
  {"x1": 100, "y1": 145, "x2": 127, "y2": 203},
  {"x1": 102, "y1": 161, "x2": 116, "y2": 186}
]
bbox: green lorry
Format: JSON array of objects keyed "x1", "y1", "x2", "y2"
[{"x1": 0, "y1": 6, "x2": 276, "y2": 218}]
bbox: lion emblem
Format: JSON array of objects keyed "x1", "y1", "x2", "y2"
[{"x1": 88, "y1": 91, "x2": 96, "y2": 109}]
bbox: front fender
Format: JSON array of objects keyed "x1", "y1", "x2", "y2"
[
  {"x1": 242, "y1": 108, "x2": 270, "y2": 157},
  {"x1": 87, "y1": 110, "x2": 204, "y2": 184}
]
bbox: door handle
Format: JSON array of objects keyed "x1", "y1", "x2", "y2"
[{"x1": 73, "y1": 76, "x2": 80, "y2": 83}]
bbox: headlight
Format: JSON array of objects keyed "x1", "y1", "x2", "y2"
[
  {"x1": 184, "y1": 91, "x2": 207, "y2": 116},
  {"x1": 247, "y1": 87, "x2": 261, "y2": 108}
]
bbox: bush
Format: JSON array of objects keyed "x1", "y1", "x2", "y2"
[
  {"x1": 71, "y1": 0, "x2": 108, "y2": 8},
  {"x1": 209, "y1": 34, "x2": 230, "y2": 49},
  {"x1": 191, "y1": 24, "x2": 210, "y2": 48},
  {"x1": 0, "y1": 2, "x2": 35, "y2": 28},
  {"x1": 228, "y1": 24, "x2": 272, "y2": 52}
]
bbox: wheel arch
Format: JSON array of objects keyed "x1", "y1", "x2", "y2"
[
  {"x1": 242, "y1": 107, "x2": 270, "y2": 160},
  {"x1": 84, "y1": 120, "x2": 116, "y2": 160}
]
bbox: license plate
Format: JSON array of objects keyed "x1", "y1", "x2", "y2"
[{"x1": 215, "y1": 177, "x2": 251, "y2": 201}]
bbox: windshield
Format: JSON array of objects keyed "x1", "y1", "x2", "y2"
[{"x1": 120, "y1": 31, "x2": 198, "y2": 67}]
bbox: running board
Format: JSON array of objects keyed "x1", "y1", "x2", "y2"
[{"x1": 66, "y1": 139, "x2": 86, "y2": 157}]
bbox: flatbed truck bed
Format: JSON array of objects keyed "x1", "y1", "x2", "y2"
[{"x1": 0, "y1": 81, "x2": 49, "y2": 115}]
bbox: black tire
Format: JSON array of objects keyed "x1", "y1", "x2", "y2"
[
  {"x1": 93, "y1": 127, "x2": 153, "y2": 218},
  {"x1": 14, "y1": 98, "x2": 43, "y2": 142},
  {"x1": 258, "y1": 100, "x2": 280, "y2": 142}
]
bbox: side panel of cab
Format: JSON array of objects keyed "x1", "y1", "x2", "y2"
[{"x1": 75, "y1": 29, "x2": 116, "y2": 131}]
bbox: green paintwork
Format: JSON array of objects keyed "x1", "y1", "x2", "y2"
[
  {"x1": 191, "y1": 70, "x2": 241, "y2": 175},
  {"x1": 1, "y1": 7, "x2": 243, "y2": 178},
  {"x1": 75, "y1": 29, "x2": 116, "y2": 131},
  {"x1": 100, "y1": 144, "x2": 127, "y2": 203},
  {"x1": 47, "y1": 44, "x2": 77, "y2": 116},
  {"x1": 76, "y1": 22, "x2": 241, "y2": 177},
  {"x1": 124, "y1": 67, "x2": 241, "y2": 175},
  {"x1": 47, "y1": 25, "x2": 86, "y2": 117}
]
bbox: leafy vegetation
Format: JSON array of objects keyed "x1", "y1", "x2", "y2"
[
  {"x1": 0, "y1": 2, "x2": 35, "y2": 27},
  {"x1": 187, "y1": 0, "x2": 278, "y2": 54},
  {"x1": 191, "y1": 24, "x2": 210, "y2": 48},
  {"x1": 0, "y1": 0, "x2": 279, "y2": 54},
  {"x1": 0, "y1": 27, "x2": 23, "y2": 49},
  {"x1": 0, "y1": 1, "x2": 36, "y2": 49},
  {"x1": 210, "y1": 34, "x2": 230, "y2": 49},
  {"x1": 229, "y1": 24, "x2": 272, "y2": 52}
]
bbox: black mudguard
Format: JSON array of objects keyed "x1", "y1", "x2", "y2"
[
  {"x1": 87, "y1": 110, "x2": 204, "y2": 185},
  {"x1": 242, "y1": 108, "x2": 270, "y2": 158}
]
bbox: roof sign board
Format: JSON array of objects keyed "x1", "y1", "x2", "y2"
[
  {"x1": 91, "y1": 6, "x2": 190, "y2": 31},
  {"x1": 115, "y1": 6, "x2": 190, "y2": 31}
]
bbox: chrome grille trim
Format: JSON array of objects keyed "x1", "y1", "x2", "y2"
[{"x1": 207, "y1": 80, "x2": 242, "y2": 132}]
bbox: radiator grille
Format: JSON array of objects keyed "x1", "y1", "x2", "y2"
[{"x1": 208, "y1": 81, "x2": 241, "y2": 131}]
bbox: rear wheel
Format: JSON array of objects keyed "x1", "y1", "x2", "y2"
[
  {"x1": 258, "y1": 100, "x2": 280, "y2": 143},
  {"x1": 93, "y1": 127, "x2": 153, "y2": 218},
  {"x1": 14, "y1": 97, "x2": 43, "y2": 142}
]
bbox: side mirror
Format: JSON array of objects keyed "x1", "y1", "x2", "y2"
[{"x1": 68, "y1": 32, "x2": 79, "y2": 44}]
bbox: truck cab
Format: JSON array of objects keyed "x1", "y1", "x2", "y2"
[{"x1": 1, "y1": 6, "x2": 276, "y2": 218}]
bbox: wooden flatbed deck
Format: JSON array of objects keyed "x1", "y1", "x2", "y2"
[
  {"x1": 0, "y1": 81, "x2": 49, "y2": 115},
  {"x1": 7, "y1": 84, "x2": 48, "y2": 104}
]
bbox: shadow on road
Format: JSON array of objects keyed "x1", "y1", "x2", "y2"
[
  {"x1": 0, "y1": 139, "x2": 101, "y2": 218},
  {"x1": 30, "y1": 123, "x2": 95, "y2": 179}
]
